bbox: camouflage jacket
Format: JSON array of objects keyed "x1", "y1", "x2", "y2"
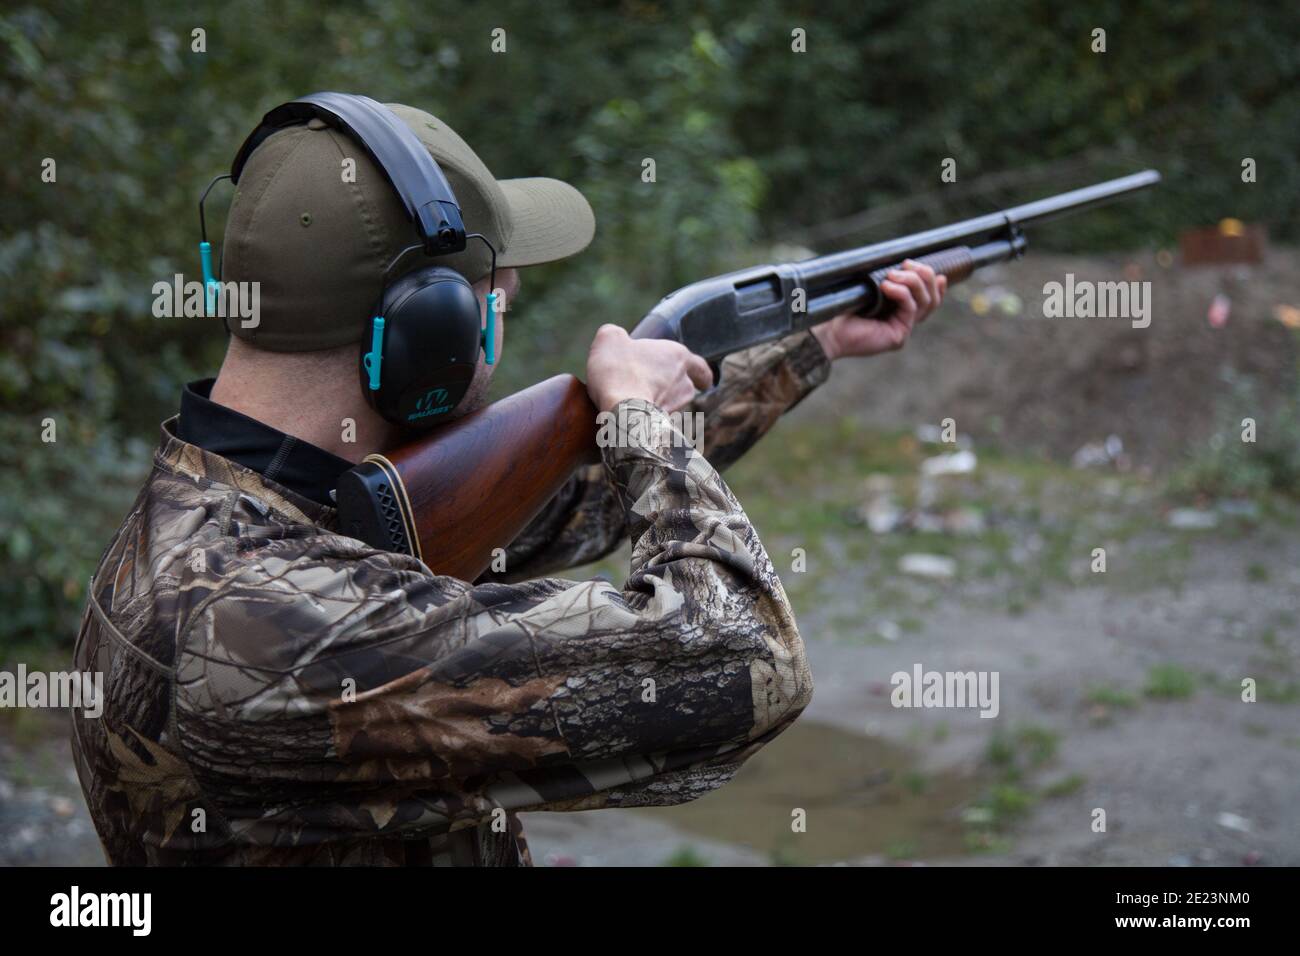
[{"x1": 71, "y1": 332, "x2": 829, "y2": 865}]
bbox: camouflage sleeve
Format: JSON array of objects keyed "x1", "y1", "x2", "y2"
[
  {"x1": 691, "y1": 328, "x2": 831, "y2": 470},
  {"x1": 482, "y1": 330, "x2": 830, "y2": 581},
  {"x1": 173, "y1": 400, "x2": 812, "y2": 840}
]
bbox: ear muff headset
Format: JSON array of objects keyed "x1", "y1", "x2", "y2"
[{"x1": 198, "y1": 91, "x2": 498, "y2": 427}]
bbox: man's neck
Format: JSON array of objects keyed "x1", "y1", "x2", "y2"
[{"x1": 209, "y1": 340, "x2": 400, "y2": 463}]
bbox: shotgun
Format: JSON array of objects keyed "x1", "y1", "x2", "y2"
[{"x1": 335, "y1": 169, "x2": 1160, "y2": 579}]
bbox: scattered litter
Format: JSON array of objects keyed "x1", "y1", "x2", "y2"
[
  {"x1": 1216, "y1": 499, "x2": 1259, "y2": 519},
  {"x1": 857, "y1": 474, "x2": 903, "y2": 533},
  {"x1": 870, "y1": 508, "x2": 904, "y2": 535},
  {"x1": 1167, "y1": 508, "x2": 1218, "y2": 530},
  {"x1": 1273, "y1": 303, "x2": 1300, "y2": 329},
  {"x1": 900, "y1": 553, "x2": 956, "y2": 579},
  {"x1": 967, "y1": 284, "x2": 1021, "y2": 318},
  {"x1": 1207, "y1": 293, "x2": 1231, "y2": 328},
  {"x1": 921, "y1": 450, "x2": 977, "y2": 476},
  {"x1": 857, "y1": 435, "x2": 984, "y2": 538},
  {"x1": 914, "y1": 424, "x2": 972, "y2": 449},
  {"x1": 876, "y1": 620, "x2": 902, "y2": 642},
  {"x1": 861, "y1": 498, "x2": 904, "y2": 534},
  {"x1": 961, "y1": 807, "x2": 994, "y2": 826},
  {"x1": 916, "y1": 475, "x2": 939, "y2": 509},
  {"x1": 1072, "y1": 435, "x2": 1125, "y2": 469},
  {"x1": 1215, "y1": 811, "x2": 1252, "y2": 833},
  {"x1": 49, "y1": 796, "x2": 75, "y2": 818}
]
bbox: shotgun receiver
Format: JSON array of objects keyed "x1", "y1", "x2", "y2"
[{"x1": 336, "y1": 170, "x2": 1160, "y2": 579}]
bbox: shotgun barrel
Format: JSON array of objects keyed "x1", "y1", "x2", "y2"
[{"x1": 632, "y1": 169, "x2": 1160, "y2": 360}]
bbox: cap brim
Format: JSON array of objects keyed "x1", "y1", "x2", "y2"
[{"x1": 496, "y1": 177, "x2": 596, "y2": 268}]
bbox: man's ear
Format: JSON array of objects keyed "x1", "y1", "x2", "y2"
[{"x1": 475, "y1": 267, "x2": 520, "y2": 308}]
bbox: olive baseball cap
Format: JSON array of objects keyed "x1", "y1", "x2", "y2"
[{"x1": 221, "y1": 102, "x2": 595, "y2": 351}]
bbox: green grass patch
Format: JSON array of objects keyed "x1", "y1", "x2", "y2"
[
  {"x1": 986, "y1": 723, "x2": 1060, "y2": 775},
  {"x1": 964, "y1": 723, "x2": 1065, "y2": 852},
  {"x1": 1084, "y1": 684, "x2": 1140, "y2": 709},
  {"x1": 662, "y1": 846, "x2": 709, "y2": 867},
  {"x1": 1042, "y1": 773, "x2": 1087, "y2": 798},
  {"x1": 1144, "y1": 664, "x2": 1197, "y2": 700},
  {"x1": 885, "y1": 839, "x2": 919, "y2": 861}
]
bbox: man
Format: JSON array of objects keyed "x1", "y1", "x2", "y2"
[{"x1": 70, "y1": 99, "x2": 945, "y2": 866}]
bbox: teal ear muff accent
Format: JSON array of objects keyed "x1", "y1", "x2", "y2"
[
  {"x1": 483, "y1": 292, "x2": 497, "y2": 365},
  {"x1": 363, "y1": 317, "x2": 385, "y2": 390},
  {"x1": 199, "y1": 241, "x2": 218, "y2": 316},
  {"x1": 197, "y1": 173, "x2": 233, "y2": 319}
]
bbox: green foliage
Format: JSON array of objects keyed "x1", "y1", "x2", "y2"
[
  {"x1": 884, "y1": 839, "x2": 918, "y2": 860},
  {"x1": 965, "y1": 721, "x2": 1070, "y2": 848},
  {"x1": 662, "y1": 845, "x2": 709, "y2": 867},
  {"x1": 3, "y1": 0, "x2": 1299, "y2": 650},
  {"x1": 1041, "y1": 773, "x2": 1086, "y2": 799},
  {"x1": 985, "y1": 723, "x2": 1059, "y2": 781},
  {"x1": 1144, "y1": 664, "x2": 1197, "y2": 700},
  {"x1": 1168, "y1": 366, "x2": 1300, "y2": 500},
  {"x1": 1083, "y1": 684, "x2": 1139, "y2": 710}
]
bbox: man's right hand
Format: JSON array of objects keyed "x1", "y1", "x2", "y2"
[{"x1": 585, "y1": 324, "x2": 714, "y2": 414}]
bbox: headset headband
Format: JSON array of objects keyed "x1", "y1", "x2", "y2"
[{"x1": 229, "y1": 92, "x2": 467, "y2": 256}]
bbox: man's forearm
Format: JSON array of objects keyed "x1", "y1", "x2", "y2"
[
  {"x1": 690, "y1": 329, "x2": 831, "y2": 472},
  {"x1": 479, "y1": 330, "x2": 831, "y2": 582}
]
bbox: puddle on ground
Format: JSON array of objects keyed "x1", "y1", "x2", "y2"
[{"x1": 634, "y1": 720, "x2": 981, "y2": 863}]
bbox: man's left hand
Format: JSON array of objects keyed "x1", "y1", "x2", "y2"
[{"x1": 811, "y1": 259, "x2": 947, "y2": 361}]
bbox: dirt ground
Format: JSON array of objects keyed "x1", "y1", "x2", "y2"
[
  {"x1": 3, "y1": 249, "x2": 1297, "y2": 867},
  {"x1": 816, "y1": 246, "x2": 1300, "y2": 469}
]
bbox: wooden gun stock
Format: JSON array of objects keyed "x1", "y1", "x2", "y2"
[{"x1": 335, "y1": 374, "x2": 599, "y2": 580}]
